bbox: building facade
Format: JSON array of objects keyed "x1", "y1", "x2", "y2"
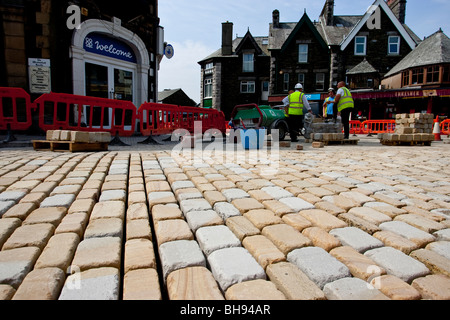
[{"x1": 1, "y1": 0, "x2": 162, "y2": 107}]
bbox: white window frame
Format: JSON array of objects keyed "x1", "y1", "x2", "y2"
[
  {"x1": 298, "y1": 73, "x2": 305, "y2": 85},
  {"x1": 240, "y1": 81, "x2": 255, "y2": 93},
  {"x1": 298, "y1": 44, "x2": 308, "y2": 63},
  {"x1": 205, "y1": 62, "x2": 213, "y2": 75},
  {"x1": 354, "y1": 36, "x2": 367, "y2": 56},
  {"x1": 243, "y1": 53, "x2": 254, "y2": 73},
  {"x1": 388, "y1": 36, "x2": 400, "y2": 55},
  {"x1": 204, "y1": 78, "x2": 212, "y2": 98},
  {"x1": 316, "y1": 73, "x2": 325, "y2": 91}
]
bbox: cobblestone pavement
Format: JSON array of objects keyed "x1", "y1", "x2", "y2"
[{"x1": 0, "y1": 135, "x2": 449, "y2": 300}]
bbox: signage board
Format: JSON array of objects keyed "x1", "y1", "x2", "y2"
[
  {"x1": 28, "y1": 58, "x2": 51, "y2": 94},
  {"x1": 84, "y1": 33, "x2": 137, "y2": 63}
]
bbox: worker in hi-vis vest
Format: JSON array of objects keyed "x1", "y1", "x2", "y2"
[
  {"x1": 282, "y1": 83, "x2": 312, "y2": 142},
  {"x1": 333, "y1": 81, "x2": 354, "y2": 139}
]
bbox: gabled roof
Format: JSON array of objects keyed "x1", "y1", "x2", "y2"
[
  {"x1": 385, "y1": 29, "x2": 450, "y2": 77},
  {"x1": 340, "y1": 0, "x2": 417, "y2": 51},
  {"x1": 280, "y1": 12, "x2": 328, "y2": 52},
  {"x1": 347, "y1": 58, "x2": 378, "y2": 75},
  {"x1": 235, "y1": 30, "x2": 263, "y2": 55}
]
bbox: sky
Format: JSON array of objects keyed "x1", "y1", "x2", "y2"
[{"x1": 157, "y1": 0, "x2": 450, "y2": 104}]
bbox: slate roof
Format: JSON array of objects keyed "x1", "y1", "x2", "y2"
[
  {"x1": 347, "y1": 58, "x2": 378, "y2": 75},
  {"x1": 385, "y1": 29, "x2": 450, "y2": 77}
]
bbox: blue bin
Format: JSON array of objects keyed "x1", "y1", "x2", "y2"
[{"x1": 240, "y1": 128, "x2": 266, "y2": 149}]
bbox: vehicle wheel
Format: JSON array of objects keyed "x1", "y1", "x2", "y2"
[{"x1": 274, "y1": 122, "x2": 287, "y2": 141}]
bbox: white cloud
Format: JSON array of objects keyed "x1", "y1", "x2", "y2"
[{"x1": 158, "y1": 40, "x2": 215, "y2": 105}]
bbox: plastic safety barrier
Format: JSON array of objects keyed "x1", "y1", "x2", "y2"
[
  {"x1": 138, "y1": 103, "x2": 182, "y2": 136},
  {"x1": 360, "y1": 120, "x2": 396, "y2": 134},
  {"x1": 349, "y1": 120, "x2": 363, "y2": 134},
  {"x1": 440, "y1": 119, "x2": 450, "y2": 135},
  {"x1": 0, "y1": 87, "x2": 34, "y2": 131},
  {"x1": 34, "y1": 93, "x2": 137, "y2": 137}
]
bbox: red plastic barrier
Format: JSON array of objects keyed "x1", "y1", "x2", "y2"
[
  {"x1": 34, "y1": 93, "x2": 136, "y2": 136},
  {"x1": 361, "y1": 120, "x2": 396, "y2": 134},
  {"x1": 138, "y1": 103, "x2": 181, "y2": 136},
  {"x1": 349, "y1": 120, "x2": 363, "y2": 134},
  {"x1": 440, "y1": 119, "x2": 450, "y2": 135},
  {"x1": 0, "y1": 87, "x2": 34, "y2": 131}
]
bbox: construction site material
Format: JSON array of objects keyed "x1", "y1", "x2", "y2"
[
  {"x1": 379, "y1": 113, "x2": 435, "y2": 146},
  {"x1": 33, "y1": 130, "x2": 110, "y2": 152}
]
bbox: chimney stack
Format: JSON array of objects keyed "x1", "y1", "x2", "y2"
[
  {"x1": 387, "y1": 0, "x2": 407, "y2": 24},
  {"x1": 222, "y1": 22, "x2": 233, "y2": 56},
  {"x1": 324, "y1": 0, "x2": 334, "y2": 26},
  {"x1": 272, "y1": 10, "x2": 280, "y2": 28}
]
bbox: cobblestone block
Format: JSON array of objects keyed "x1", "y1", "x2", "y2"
[
  {"x1": 167, "y1": 266, "x2": 224, "y2": 300},
  {"x1": 55, "y1": 212, "x2": 89, "y2": 239},
  {"x1": 242, "y1": 235, "x2": 285, "y2": 269},
  {"x1": 262, "y1": 224, "x2": 312, "y2": 255},
  {"x1": 185, "y1": 210, "x2": 223, "y2": 232},
  {"x1": 196, "y1": 225, "x2": 241, "y2": 256},
  {"x1": 302, "y1": 227, "x2": 341, "y2": 252},
  {"x1": 370, "y1": 275, "x2": 421, "y2": 300},
  {"x1": 151, "y1": 204, "x2": 183, "y2": 221},
  {"x1": 213, "y1": 202, "x2": 240, "y2": 220},
  {"x1": 226, "y1": 215, "x2": 260, "y2": 241},
  {"x1": 2, "y1": 202, "x2": 37, "y2": 220},
  {"x1": 232, "y1": 197, "x2": 265, "y2": 213},
  {"x1": 279, "y1": 197, "x2": 315, "y2": 212},
  {"x1": 126, "y1": 203, "x2": 149, "y2": 221},
  {"x1": 0, "y1": 285, "x2": 15, "y2": 300},
  {"x1": 225, "y1": 279, "x2": 286, "y2": 300},
  {"x1": 35, "y1": 233, "x2": 80, "y2": 271},
  {"x1": 99, "y1": 190, "x2": 127, "y2": 202},
  {"x1": 50, "y1": 185, "x2": 82, "y2": 196},
  {"x1": 126, "y1": 218, "x2": 152, "y2": 241},
  {"x1": 23, "y1": 207, "x2": 67, "y2": 227},
  {"x1": 123, "y1": 268, "x2": 161, "y2": 300},
  {"x1": 322, "y1": 195, "x2": 359, "y2": 210},
  {"x1": 207, "y1": 247, "x2": 266, "y2": 291},
  {"x1": 0, "y1": 190, "x2": 27, "y2": 203},
  {"x1": 411, "y1": 274, "x2": 450, "y2": 300},
  {"x1": 262, "y1": 200, "x2": 294, "y2": 216},
  {"x1": 2, "y1": 223, "x2": 54, "y2": 251},
  {"x1": 426, "y1": 241, "x2": 450, "y2": 260},
  {"x1": 0, "y1": 247, "x2": 41, "y2": 289},
  {"x1": 180, "y1": 198, "x2": 212, "y2": 214},
  {"x1": 340, "y1": 191, "x2": 375, "y2": 206},
  {"x1": 70, "y1": 237, "x2": 122, "y2": 272},
  {"x1": 155, "y1": 219, "x2": 194, "y2": 245},
  {"x1": 364, "y1": 246, "x2": 430, "y2": 283},
  {"x1": 395, "y1": 214, "x2": 446, "y2": 234},
  {"x1": 330, "y1": 227, "x2": 384, "y2": 253},
  {"x1": 244, "y1": 209, "x2": 283, "y2": 230},
  {"x1": 124, "y1": 238, "x2": 156, "y2": 274},
  {"x1": 84, "y1": 218, "x2": 123, "y2": 240},
  {"x1": 338, "y1": 212, "x2": 380, "y2": 235},
  {"x1": 363, "y1": 202, "x2": 406, "y2": 218},
  {"x1": 323, "y1": 277, "x2": 390, "y2": 300},
  {"x1": 59, "y1": 267, "x2": 120, "y2": 300},
  {"x1": 0, "y1": 218, "x2": 21, "y2": 249},
  {"x1": 266, "y1": 262, "x2": 326, "y2": 300},
  {"x1": 12, "y1": 267, "x2": 65, "y2": 300},
  {"x1": 379, "y1": 221, "x2": 435, "y2": 247},
  {"x1": 40, "y1": 194, "x2": 75, "y2": 209},
  {"x1": 0, "y1": 201, "x2": 19, "y2": 217},
  {"x1": 90, "y1": 201, "x2": 125, "y2": 220},
  {"x1": 158, "y1": 240, "x2": 206, "y2": 280},
  {"x1": 348, "y1": 207, "x2": 392, "y2": 225},
  {"x1": 372, "y1": 230, "x2": 419, "y2": 254},
  {"x1": 410, "y1": 249, "x2": 450, "y2": 277},
  {"x1": 287, "y1": 247, "x2": 351, "y2": 289},
  {"x1": 300, "y1": 209, "x2": 347, "y2": 232}
]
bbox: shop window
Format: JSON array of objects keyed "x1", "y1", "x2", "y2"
[
  {"x1": 411, "y1": 68, "x2": 424, "y2": 85},
  {"x1": 402, "y1": 70, "x2": 410, "y2": 87},
  {"x1": 426, "y1": 65, "x2": 440, "y2": 83}
]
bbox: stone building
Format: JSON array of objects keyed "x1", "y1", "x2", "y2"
[{"x1": 0, "y1": 0, "x2": 162, "y2": 107}]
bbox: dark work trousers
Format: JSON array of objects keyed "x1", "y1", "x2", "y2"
[
  {"x1": 287, "y1": 114, "x2": 303, "y2": 142},
  {"x1": 340, "y1": 108, "x2": 353, "y2": 139}
]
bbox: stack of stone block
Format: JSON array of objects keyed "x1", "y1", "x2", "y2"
[
  {"x1": 46, "y1": 130, "x2": 111, "y2": 144},
  {"x1": 312, "y1": 121, "x2": 344, "y2": 142},
  {"x1": 379, "y1": 113, "x2": 435, "y2": 145}
]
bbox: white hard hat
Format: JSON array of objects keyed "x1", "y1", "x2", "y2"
[{"x1": 295, "y1": 83, "x2": 303, "y2": 89}]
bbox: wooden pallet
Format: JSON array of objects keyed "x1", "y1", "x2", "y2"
[
  {"x1": 380, "y1": 140, "x2": 432, "y2": 147},
  {"x1": 32, "y1": 140, "x2": 108, "y2": 152},
  {"x1": 316, "y1": 139, "x2": 359, "y2": 146}
]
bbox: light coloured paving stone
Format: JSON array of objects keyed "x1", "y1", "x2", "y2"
[
  {"x1": 244, "y1": 209, "x2": 283, "y2": 230},
  {"x1": 180, "y1": 198, "x2": 212, "y2": 214},
  {"x1": 213, "y1": 202, "x2": 241, "y2": 220},
  {"x1": 433, "y1": 229, "x2": 450, "y2": 241},
  {"x1": 297, "y1": 192, "x2": 322, "y2": 205},
  {"x1": 70, "y1": 237, "x2": 122, "y2": 272},
  {"x1": 348, "y1": 207, "x2": 392, "y2": 225},
  {"x1": 394, "y1": 214, "x2": 446, "y2": 234},
  {"x1": 330, "y1": 227, "x2": 384, "y2": 253},
  {"x1": 124, "y1": 238, "x2": 156, "y2": 274},
  {"x1": 0, "y1": 218, "x2": 21, "y2": 249},
  {"x1": 50, "y1": 185, "x2": 82, "y2": 196},
  {"x1": 370, "y1": 275, "x2": 421, "y2": 300},
  {"x1": 90, "y1": 201, "x2": 125, "y2": 220},
  {"x1": 35, "y1": 233, "x2": 80, "y2": 271},
  {"x1": 158, "y1": 240, "x2": 206, "y2": 280},
  {"x1": 372, "y1": 230, "x2": 419, "y2": 254},
  {"x1": 0, "y1": 191, "x2": 27, "y2": 203},
  {"x1": 40, "y1": 194, "x2": 75, "y2": 209},
  {"x1": 84, "y1": 218, "x2": 123, "y2": 240},
  {"x1": 338, "y1": 212, "x2": 380, "y2": 235},
  {"x1": 262, "y1": 224, "x2": 312, "y2": 255},
  {"x1": 262, "y1": 200, "x2": 295, "y2": 216},
  {"x1": 322, "y1": 195, "x2": 359, "y2": 211},
  {"x1": 174, "y1": 188, "x2": 202, "y2": 201},
  {"x1": 167, "y1": 266, "x2": 224, "y2": 300},
  {"x1": 0, "y1": 284, "x2": 15, "y2": 300},
  {"x1": 330, "y1": 246, "x2": 386, "y2": 281},
  {"x1": 314, "y1": 201, "x2": 346, "y2": 216},
  {"x1": 260, "y1": 186, "x2": 293, "y2": 200},
  {"x1": 266, "y1": 262, "x2": 326, "y2": 300},
  {"x1": 155, "y1": 219, "x2": 194, "y2": 245},
  {"x1": 0, "y1": 247, "x2": 41, "y2": 289},
  {"x1": 302, "y1": 227, "x2": 341, "y2": 252},
  {"x1": 2, "y1": 223, "x2": 55, "y2": 251},
  {"x1": 2, "y1": 202, "x2": 37, "y2": 220},
  {"x1": 248, "y1": 189, "x2": 273, "y2": 201},
  {"x1": 226, "y1": 216, "x2": 260, "y2": 241},
  {"x1": 126, "y1": 203, "x2": 149, "y2": 221},
  {"x1": 99, "y1": 190, "x2": 127, "y2": 202},
  {"x1": 22, "y1": 207, "x2": 67, "y2": 227},
  {"x1": 66, "y1": 199, "x2": 95, "y2": 215},
  {"x1": 379, "y1": 221, "x2": 436, "y2": 247},
  {"x1": 7, "y1": 180, "x2": 40, "y2": 191},
  {"x1": 305, "y1": 187, "x2": 335, "y2": 198},
  {"x1": 0, "y1": 201, "x2": 17, "y2": 217},
  {"x1": 372, "y1": 192, "x2": 407, "y2": 208},
  {"x1": 279, "y1": 197, "x2": 315, "y2": 212},
  {"x1": 55, "y1": 212, "x2": 89, "y2": 239},
  {"x1": 300, "y1": 209, "x2": 347, "y2": 232},
  {"x1": 59, "y1": 267, "x2": 120, "y2": 300},
  {"x1": 339, "y1": 191, "x2": 375, "y2": 206},
  {"x1": 222, "y1": 188, "x2": 250, "y2": 202},
  {"x1": 323, "y1": 277, "x2": 390, "y2": 300},
  {"x1": 123, "y1": 268, "x2": 162, "y2": 300},
  {"x1": 171, "y1": 180, "x2": 195, "y2": 192},
  {"x1": 148, "y1": 192, "x2": 177, "y2": 208},
  {"x1": 225, "y1": 279, "x2": 286, "y2": 300},
  {"x1": 364, "y1": 246, "x2": 430, "y2": 283},
  {"x1": 363, "y1": 202, "x2": 406, "y2": 218},
  {"x1": 425, "y1": 241, "x2": 450, "y2": 261},
  {"x1": 12, "y1": 267, "x2": 65, "y2": 300},
  {"x1": 207, "y1": 247, "x2": 266, "y2": 292},
  {"x1": 242, "y1": 235, "x2": 286, "y2": 270},
  {"x1": 196, "y1": 225, "x2": 241, "y2": 256},
  {"x1": 152, "y1": 204, "x2": 183, "y2": 221},
  {"x1": 409, "y1": 249, "x2": 450, "y2": 278},
  {"x1": 185, "y1": 210, "x2": 224, "y2": 232},
  {"x1": 411, "y1": 274, "x2": 450, "y2": 300},
  {"x1": 126, "y1": 219, "x2": 152, "y2": 241},
  {"x1": 203, "y1": 191, "x2": 227, "y2": 206},
  {"x1": 231, "y1": 198, "x2": 265, "y2": 213},
  {"x1": 287, "y1": 247, "x2": 351, "y2": 289}
]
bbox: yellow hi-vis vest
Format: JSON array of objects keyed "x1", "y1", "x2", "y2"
[
  {"x1": 288, "y1": 91, "x2": 304, "y2": 116},
  {"x1": 337, "y1": 87, "x2": 354, "y2": 112}
]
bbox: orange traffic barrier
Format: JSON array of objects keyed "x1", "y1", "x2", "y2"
[
  {"x1": 360, "y1": 120, "x2": 396, "y2": 135},
  {"x1": 349, "y1": 120, "x2": 363, "y2": 134},
  {"x1": 138, "y1": 103, "x2": 182, "y2": 136},
  {"x1": 0, "y1": 87, "x2": 35, "y2": 131},
  {"x1": 440, "y1": 119, "x2": 450, "y2": 135}
]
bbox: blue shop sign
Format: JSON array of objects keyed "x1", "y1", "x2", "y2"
[
  {"x1": 304, "y1": 94, "x2": 321, "y2": 101},
  {"x1": 84, "y1": 33, "x2": 137, "y2": 63}
]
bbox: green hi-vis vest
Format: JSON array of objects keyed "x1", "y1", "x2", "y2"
[
  {"x1": 288, "y1": 91, "x2": 304, "y2": 116},
  {"x1": 337, "y1": 87, "x2": 354, "y2": 112}
]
